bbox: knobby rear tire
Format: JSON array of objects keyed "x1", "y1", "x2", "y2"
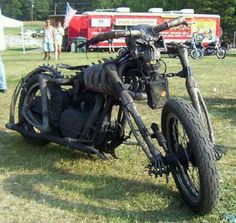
[{"x1": 18, "y1": 73, "x2": 50, "y2": 145}]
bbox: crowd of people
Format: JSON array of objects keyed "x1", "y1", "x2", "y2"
[{"x1": 43, "y1": 19, "x2": 65, "y2": 61}]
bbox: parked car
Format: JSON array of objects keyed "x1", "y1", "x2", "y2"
[
  {"x1": 21, "y1": 29, "x2": 33, "y2": 37},
  {"x1": 32, "y1": 29, "x2": 44, "y2": 38},
  {"x1": 19, "y1": 29, "x2": 44, "y2": 38}
]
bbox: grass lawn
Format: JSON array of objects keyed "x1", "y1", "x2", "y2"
[{"x1": 0, "y1": 49, "x2": 235, "y2": 223}]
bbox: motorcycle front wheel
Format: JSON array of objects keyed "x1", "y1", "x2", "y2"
[
  {"x1": 161, "y1": 98, "x2": 219, "y2": 214},
  {"x1": 216, "y1": 47, "x2": 226, "y2": 59},
  {"x1": 190, "y1": 49, "x2": 203, "y2": 59}
]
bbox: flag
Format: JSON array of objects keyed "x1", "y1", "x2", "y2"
[{"x1": 63, "y1": 2, "x2": 77, "y2": 28}]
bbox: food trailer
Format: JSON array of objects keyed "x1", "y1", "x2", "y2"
[{"x1": 49, "y1": 8, "x2": 221, "y2": 49}]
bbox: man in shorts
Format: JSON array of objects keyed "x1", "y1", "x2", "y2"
[{"x1": 43, "y1": 19, "x2": 55, "y2": 60}]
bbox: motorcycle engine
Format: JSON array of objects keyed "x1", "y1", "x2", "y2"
[
  {"x1": 59, "y1": 108, "x2": 90, "y2": 138},
  {"x1": 58, "y1": 91, "x2": 97, "y2": 139}
]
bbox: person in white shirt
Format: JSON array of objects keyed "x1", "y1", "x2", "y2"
[
  {"x1": 0, "y1": 20, "x2": 6, "y2": 93},
  {"x1": 54, "y1": 21, "x2": 64, "y2": 60},
  {"x1": 43, "y1": 19, "x2": 55, "y2": 60}
]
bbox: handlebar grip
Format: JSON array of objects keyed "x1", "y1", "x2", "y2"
[
  {"x1": 167, "y1": 16, "x2": 186, "y2": 28},
  {"x1": 153, "y1": 16, "x2": 187, "y2": 33}
]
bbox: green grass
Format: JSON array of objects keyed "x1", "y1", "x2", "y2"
[
  {"x1": 0, "y1": 50, "x2": 236, "y2": 223},
  {"x1": 4, "y1": 21, "x2": 44, "y2": 35}
]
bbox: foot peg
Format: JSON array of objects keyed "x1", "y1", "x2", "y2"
[{"x1": 214, "y1": 145, "x2": 224, "y2": 161}]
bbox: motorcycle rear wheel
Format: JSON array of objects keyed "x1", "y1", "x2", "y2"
[
  {"x1": 18, "y1": 73, "x2": 50, "y2": 145},
  {"x1": 161, "y1": 98, "x2": 219, "y2": 214}
]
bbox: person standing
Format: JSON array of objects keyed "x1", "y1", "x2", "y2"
[
  {"x1": 108, "y1": 38, "x2": 115, "y2": 53},
  {"x1": 0, "y1": 17, "x2": 6, "y2": 93},
  {"x1": 43, "y1": 19, "x2": 55, "y2": 60},
  {"x1": 0, "y1": 54, "x2": 6, "y2": 93},
  {"x1": 54, "y1": 21, "x2": 64, "y2": 60}
]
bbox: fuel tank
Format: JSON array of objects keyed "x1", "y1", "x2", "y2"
[{"x1": 83, "y1": 64, "x2": 113, "y2": 94}]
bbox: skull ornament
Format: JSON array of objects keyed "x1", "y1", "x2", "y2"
[{"x1": 125, "y1": 24, "x2": 165, "y2": 62}]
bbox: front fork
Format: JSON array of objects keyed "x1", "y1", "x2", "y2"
[
  {"x1": 103, "y1": 57, "x2": 217, "y2": 176},
  {"x1": 105, "y1": 63, "x2": 168, "y2": 174},
  {"x1": 177, "y1": 46, "x2": 215, "y2": 144}
]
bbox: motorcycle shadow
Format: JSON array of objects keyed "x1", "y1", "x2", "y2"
[
  {"x1": 226, "y1": 53, "x2": 236, "y2": 58},
  {"x1": 0, "y1": 130, "x2": 92, "y2": 169},
  {"x1": 2, "y1": 168, "x2": 196, "y2": 222},
  {"x1": 0, "y1": 130, "x2": 196, "y2": 222}
]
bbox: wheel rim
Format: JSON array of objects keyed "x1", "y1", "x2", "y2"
[
  {"x1": 167, "y1": 114, "x2": 200, "y2": 203},
  {"x1": 192, "y1": 50, "x2": 201, "y2": 59},
  {"x1": 217, "y1": 49, "x2": 225, "y2": 58},
  {"x1": 192, "y1": 51, "x2": 197, "y2": 58}
]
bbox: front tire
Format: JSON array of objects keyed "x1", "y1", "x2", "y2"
[
  {"x1": 161, "y1": 98, "x2": 219, "y2": 214},
  {"x1": 191, "y1": 49, "x2": 203, "y2": 59},
  {"x1": 216, "y1": 47, "x2": 226, "y2": 59}
]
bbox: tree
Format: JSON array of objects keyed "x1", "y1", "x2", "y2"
[
  {"x1": 0, "y1": 0, "x2": 23, "y2": 18},
  {"x1": 33, "y1": 0, "x2": 52, "y2": 20},
  {"x1": 188, "y1": 0, "x2": 236, "y2": 41},
  {"x1": 20, "y1": 0, "x2": 32, "y2": 20},
  {"x1": 92, "y1": 0, "x2": 166, "y2": 11}
]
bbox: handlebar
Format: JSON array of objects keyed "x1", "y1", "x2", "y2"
[
  {"x1": 153, "y1": 16, "x2": 188, "y2": 33},
  {"x1": 78, "y1": 16, "x2": 188, "y2": 48},
  {"x1": 78, "y1": 30, "x2": 142, "y2": 48}
]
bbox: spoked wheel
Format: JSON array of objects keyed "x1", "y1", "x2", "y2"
[
  {"x1": 190, "y1": 49, "x2": 203, "y2": 59},
  {"x1": 161, "y1": 98, "x2": 219, "y2": 214},
  {"x1": 216, "y1": 47, "x2": 226, "y2": 59}
]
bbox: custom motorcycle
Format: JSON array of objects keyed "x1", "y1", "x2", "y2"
[
  {"x1": 6, "y1": 17, "x2": 220, "y2": 214},
  {"x1": 189, "y1": 34, "x2": 204, "y2": 59},
  {"x1": 203, "y1": 40, "x2": 227, "y2": 59}
]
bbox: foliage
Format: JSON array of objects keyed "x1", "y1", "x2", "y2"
[
  {"x1": 0, "y1": 0, "x2": 52, "y2": 20},
  {"x1": 0, "y1": 0, "x2": 23, "y2": 18},
  {"x1": 187, "y1": 0, "x2": 236, "y2": 42}
]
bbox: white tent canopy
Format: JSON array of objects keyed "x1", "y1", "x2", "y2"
[
  {"x1": 1, "y1": 14, "x2": 23, "y2": 27},
  {"x1": 0, "y1": 9, "x2": 25, "y2": 53}
]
